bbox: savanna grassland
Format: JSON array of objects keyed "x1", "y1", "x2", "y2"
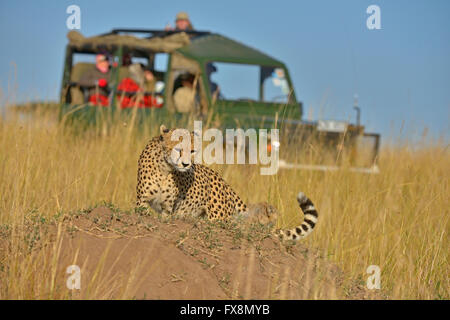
[{"x1": 0, "y1": 103, "x2": 448, "y2": 299}]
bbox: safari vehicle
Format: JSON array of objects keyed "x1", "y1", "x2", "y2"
[{"x1": 60, "y1": 28, "x2": 380, "y2": 172}]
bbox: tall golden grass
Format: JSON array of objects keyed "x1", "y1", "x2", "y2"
[{"x1": 0, "y1": 104, "x2": 448, "y2": 299}]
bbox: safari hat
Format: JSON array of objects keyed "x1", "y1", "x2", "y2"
[{"x1": 176, "y1": 11, "x2": 190, "y2": 21}]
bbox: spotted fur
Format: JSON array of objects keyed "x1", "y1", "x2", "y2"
[{"x1": 136, "y1": 125, "x2": 319, "y2": 241}]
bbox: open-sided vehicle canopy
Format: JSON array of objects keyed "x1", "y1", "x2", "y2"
[
  {"x1": 172, "y1": 33, "x2": 299, "y2": 120},
  {"x1": 67, "y1": 30, "x2": 191, "y2": 53},
  {"x1": 62, "y1": 29, "x2": 299, "y2": 115},
  {"x1": 67, "y1": 28, "x2": 285, "y2": 65},
  {"x1": 177, "y1": 33, "x2": 285, "y2": 67}
]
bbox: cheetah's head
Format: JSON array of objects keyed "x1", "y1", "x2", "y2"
[{"x1": 159, "y1": 125, "x2": 198, "y2": 173}]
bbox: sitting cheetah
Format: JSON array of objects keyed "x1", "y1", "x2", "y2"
[{"x1": 136, "y1": 125, "x2": 319, "y2": 241}]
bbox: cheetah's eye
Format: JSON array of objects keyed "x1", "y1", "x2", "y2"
[{"x1": 191, "y1": 150, "x2": 197, "y2": 154}]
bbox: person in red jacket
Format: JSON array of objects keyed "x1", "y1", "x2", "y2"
[
  {"x1": 117, "y1": 64, "x2": 163, "y2": 108},
  {"x1": 78, "y1": 54, "x2": 111, "y2": 106}
]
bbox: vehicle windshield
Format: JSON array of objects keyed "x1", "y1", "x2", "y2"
[{"x1": 206, "y1": 62, "x2": 294, "y2": 104}]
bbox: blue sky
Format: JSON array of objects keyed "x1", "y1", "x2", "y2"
[{"x1": 0, "y1": 0, "x2": 449, "y2": 142}]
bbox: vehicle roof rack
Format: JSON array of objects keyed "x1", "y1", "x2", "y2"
[{"x1": 105, "y1": 29, "x2": 211, "y2": 38}]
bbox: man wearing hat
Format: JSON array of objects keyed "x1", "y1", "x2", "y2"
[{"x1": 165, "y1": 11, "x2": 194, "y2": 31}]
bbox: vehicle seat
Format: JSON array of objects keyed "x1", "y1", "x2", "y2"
[
  {"x1": 71, "y1": 62, "x2": 95, "y2": 82},
  {"x1": 69, "y1": 62, "x2": 95, "y2": 104}
]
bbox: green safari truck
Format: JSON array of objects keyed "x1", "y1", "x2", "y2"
[{"x1": 60, "y1": 29, "x2": 380, "y2": 171}]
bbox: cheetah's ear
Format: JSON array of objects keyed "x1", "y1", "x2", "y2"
[{"x1": 160, "y1": 125, "x2": 169, "y2": 135}]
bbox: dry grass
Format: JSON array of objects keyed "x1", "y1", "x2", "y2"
[{"x1": 0, "y1": 104, "x2": 448, "y2": 299}]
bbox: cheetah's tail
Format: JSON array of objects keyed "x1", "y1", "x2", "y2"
[{"x1": 278, "y1": 192, "x2": 319, "y2": 241}]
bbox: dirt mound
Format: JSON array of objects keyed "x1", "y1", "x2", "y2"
[{"x1": 27, "y1": 206, "x2": 380, "y2": 299}]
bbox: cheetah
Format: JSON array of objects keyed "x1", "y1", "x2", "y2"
[{"x1": 136, "y1": 125, "x2": 319, "y2": 241}]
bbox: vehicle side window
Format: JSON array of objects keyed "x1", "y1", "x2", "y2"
[
  {"x1": 262, "y1": 67, "x2": 290, "y2": 103},
  {"x1": 208, "y1": 62, "x2": 259, "y2": 101},
  {"x1": 154, "y1": 53, "x2": 169, "y2": 73}
]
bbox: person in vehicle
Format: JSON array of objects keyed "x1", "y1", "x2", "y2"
[
  {"x1": 117, "y1": 64, "x2": 162, "y2": 108},
  {"x1": 173, "y1": 72, "x2": 198, "y2": 113},
  {"x1": 78, "y1": 53, "x2": 111, "y2": 106},
  {"x1": 121, "y1": 63, "x2": 157, "y2": 93},
  {"x1": 117, "y1": 53, "x2": 137, "y2": 81},
  {"x1": 140, "y1": 67, "x2": 163, "y2": 107},
  {"x1": 122, "y1": 53, "x2": 132, "y2": 67},
  {"x1": 206, "y1": 63, "x2": 221, "y2": 101},
  {"x1": 165, "y1": 12, "x2": 194, "y2": 31},
  {"x1": 143, "y1": 67, "x2": 157, "y2": 92},
  {"x1": 131, "y1": 64, "x2": 156, "y2": 92}
]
